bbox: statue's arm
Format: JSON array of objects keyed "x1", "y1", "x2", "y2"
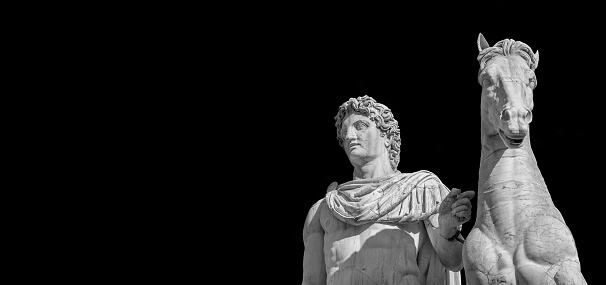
[
  {"x1": 425, "y1": 217, "x2": 464, "y2": 271},
  {"x1": 302, "y1": 199, "x2": 326, "y2": 285},
  {"x1": 424, "y1": 179, "x2": 472, "y2": 272}
]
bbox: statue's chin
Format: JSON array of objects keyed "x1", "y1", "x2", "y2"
[{"x1": 498, "y1": 129, "x2": 525, "y2": 148}]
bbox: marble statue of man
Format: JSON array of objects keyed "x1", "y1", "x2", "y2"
[{"x1": 302, "y1": 95, "x2": 476, "y2": 285}]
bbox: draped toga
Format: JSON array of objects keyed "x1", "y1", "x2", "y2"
[{"x1": 325, "y1": 170, "x2": 461, "y2": 285}]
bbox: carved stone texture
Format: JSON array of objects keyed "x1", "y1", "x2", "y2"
[
  {"x1": 302, "y1": 96, "x2": 475, "y2": 285},
  {"x1": 462, "y1": 34, "x2": 587, "y2": 285}
]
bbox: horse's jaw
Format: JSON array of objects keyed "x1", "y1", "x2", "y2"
[
  {"x1": 481, "y1": 119, "x2": 529, "y2": 150},
  {"x1": 480, "y1": 127, "x2": 532, "y2": 162},
  {"x1": 498, "y1": 128, "x2": 528, "y2": 149}
]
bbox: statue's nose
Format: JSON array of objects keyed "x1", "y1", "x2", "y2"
[
  {"x1": 345, "y1": 127, "x2": 357, "y2": 140},
  {"x1": 500, "y1": 107, "x2": 532, "y2": 134}
]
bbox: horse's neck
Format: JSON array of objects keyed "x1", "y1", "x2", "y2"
[{"x1": 478, "y1": 133, "x2": 547, "y2": 192}]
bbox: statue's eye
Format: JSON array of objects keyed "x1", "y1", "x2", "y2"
[
  {"x1": 482, "y1": 78, "x2": 492, "y2": 87},
  {"x1": 354, "y1": 121, "x2": 368, "y2": 131}
]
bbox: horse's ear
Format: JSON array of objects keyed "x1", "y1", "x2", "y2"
[
  {"x1": 477, "y1": 33, "x2": 490, "y2": 51},
  {"x1": 533, "y1": 50, "x2": 539, "y2": 70}
]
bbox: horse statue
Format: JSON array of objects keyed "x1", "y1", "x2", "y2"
[{"x1": 461, "y1": 34, "x2": 586, "y2": 285}]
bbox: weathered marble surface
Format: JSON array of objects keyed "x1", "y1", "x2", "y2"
[
  {"x1": 461, "y1": 34, "x2": 586, "y2": 285},
  {"x1": 302, "y1": 96, "x2": 475, "y2": 285}
]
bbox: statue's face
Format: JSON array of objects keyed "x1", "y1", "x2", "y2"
[{"x1": 339, "y1": 112, "x2": 386, "y2": 166}]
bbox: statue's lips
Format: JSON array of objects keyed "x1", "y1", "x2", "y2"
[
  {"x1": 348, "y1": 143, "x2": 361, "y2": 149},
  {"x1": 499, "y1": 129, "x2": 525, "y2": 147}
]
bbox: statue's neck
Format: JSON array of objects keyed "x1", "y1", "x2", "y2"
[{"x1": 352, "y1": 154, "x2": 395, "y2": 180}]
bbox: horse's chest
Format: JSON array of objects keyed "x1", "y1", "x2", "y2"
[
  {"x1": 463, "y1": 227, "x2": 515, "y2": 275},
  {"x1": 466, "y1": 191, "x2": 574, "y2": 272},
  {"x1": 477, "y1": 180, "x2": 554, "y2": 237}
]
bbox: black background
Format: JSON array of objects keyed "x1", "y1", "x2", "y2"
[{"x1": 237, "y1": 5, "x2": 599, "y2": 284}]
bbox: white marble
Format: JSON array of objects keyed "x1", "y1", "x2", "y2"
[
  {"x1": 302, "y1": 96, "x2": 475, "y2": 285},
  {"x1": 461, "y1": 34, "x2": 587, "y2": 285}
]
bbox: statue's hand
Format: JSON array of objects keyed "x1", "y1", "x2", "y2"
[
  {"x1": 326, "y1": 182, "x2": 338, "y2": 193},
  {"x1": 438, "y1": 188, "x2": 475, "y2": 229}
]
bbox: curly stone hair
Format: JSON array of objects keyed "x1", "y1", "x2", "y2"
[{"x1": 334, "y1": 95, "x2": 401, "y2": 170}]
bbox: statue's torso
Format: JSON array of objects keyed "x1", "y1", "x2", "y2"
[{"x1": 319, "y1": 203, "x2": 429, "y2": 285}]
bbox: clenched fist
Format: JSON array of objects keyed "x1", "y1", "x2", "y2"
[{"x1": 438, "y1": 188, "x2": 475, "y2": 229}]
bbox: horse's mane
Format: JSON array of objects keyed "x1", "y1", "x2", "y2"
[{"x1": 477, "y1": 39, "x2": 538, "y2": 71}]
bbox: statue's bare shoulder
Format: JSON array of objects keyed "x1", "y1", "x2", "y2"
[
  {"x1": 304, "y1": 182, "x2": 339, "y2": 240},
  {"x1": 302, "y1": 198, "x2": 328, "y2": 285},
  {"x1": 303, "y1": 198, "x2": 326, "y2": 242}
]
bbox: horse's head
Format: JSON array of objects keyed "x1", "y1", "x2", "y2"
[{"x1": 477, "y1": 33, "x2": 539, "y2": 149}]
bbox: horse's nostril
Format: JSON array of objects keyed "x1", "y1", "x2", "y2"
[
  {"x1": 524, "y1": 110, "x2": 533, "y2": 123},
  {"x1": 500, "y1": 109, "x2": 510, "y2": 122}
]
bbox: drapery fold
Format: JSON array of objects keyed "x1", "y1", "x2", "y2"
[
  {"x1": 325, "y1": 170, "x2": 448, "y2": 225},
  {"x1": 325, "y1": 170, "x2": 461, "y2": 285}
]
